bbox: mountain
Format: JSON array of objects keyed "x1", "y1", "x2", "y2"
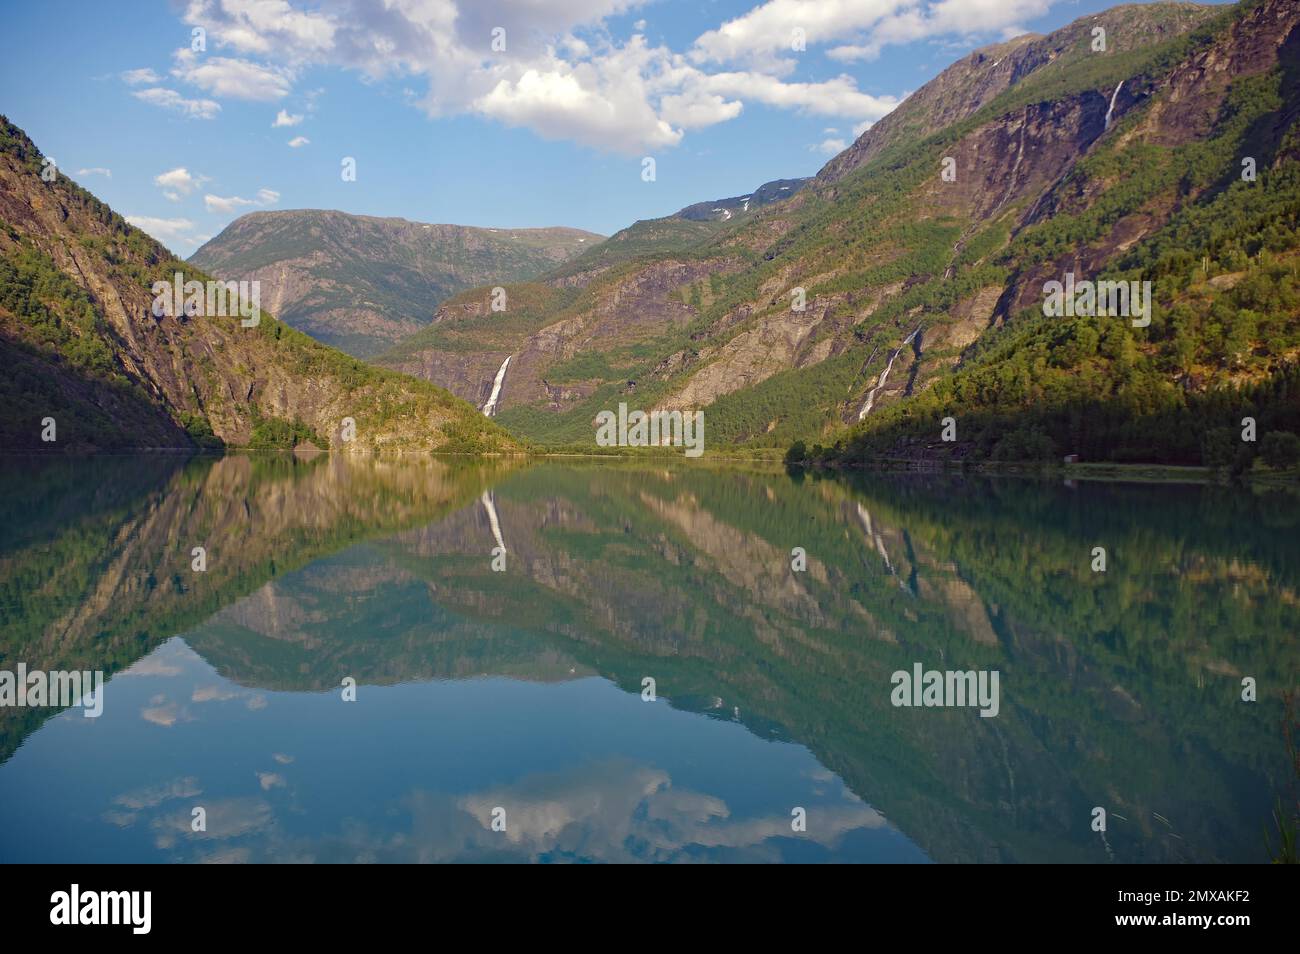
[
  {"x1": 376, "y1": 0, "x2": 1300, "y2": 464},
  {"x1": 0, "y1": 117, "x2": 518, "y2": 454},
  {"x1": 190, "y1": 210, "x2": 603, "y2": 357},
  {"x1": 674, "y1": 177, "x2": 811, "y2": 222}
]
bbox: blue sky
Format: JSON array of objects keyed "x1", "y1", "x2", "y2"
[{"x1": 0, "y1": 0, "x2": 1233, "y2": 250}]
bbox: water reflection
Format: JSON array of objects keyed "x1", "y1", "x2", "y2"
[{"x1": 0, "y1": 454, "x2": 1295, "y2": 863}]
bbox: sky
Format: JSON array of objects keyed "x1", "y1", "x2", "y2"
[{"x1": 0, "y1": 0, "x2": 1234, "y2": 251}]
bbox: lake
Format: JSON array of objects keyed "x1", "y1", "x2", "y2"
[{"x1": 0, "y1": 454, "x2": 1295, "y2": 863}]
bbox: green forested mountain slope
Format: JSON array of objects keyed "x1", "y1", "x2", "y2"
[
  {"x1": 190, "y1": 210, "x2": 603, "y2": 358},
  {"x1": 377, "y1": 0, "x2": 1300, "y2": 465},
  {"x1": 0, "y1": 117, "x2": 518, "y2": 454}
]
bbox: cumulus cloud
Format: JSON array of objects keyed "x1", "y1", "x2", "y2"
[
  {"x1": 167, "y1": 0, "x2": 910, "y2": 154},
  {"x1": 172, "y1": 49, "x2": 293, "y2": 100},
  {"x1": 812, "y1": 137, "x2": 848, "y2": 155},
  {"x1": 181, "y1": 0, "x2": 338, "y2": 58},
  {"x1": 76, "y1": 167, "x2": 112, "y2": 178},
  {"x1": 153, "y1": 0, "x2": 1052, "y2": 154},
  {"x1": 204, "y1": 188, "x2": 279, "y2": 214},
  {"x1": 125, "y1": 215, "x2": 206, "y2": 248},
  {"x1": 287, "y1": 135, "x2": 310, "y2": 147},
  {"x1": 693, "y1": 0, "x2": 905, "y2": 69},
  {"x1": 154, "y1": 166, "x2": 209, "y2": 199},
  {"x1": 695, "y1": 0, "x2": 1056, "y2": 66},
  {"x1": 121, "y1": 67, "x2": 161, "y2": 85},
  {"x1": 132, "y1": 87, "x2": 221, "y2": 119},
  {"x1": 701, "y1": 70, "x2": 899, "y2": 119}
]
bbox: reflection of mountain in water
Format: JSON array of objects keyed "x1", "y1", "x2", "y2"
[
  {"x1": 0, "y1": 454, "x2": 511, "y2": 760},
  {"x1": 2, "y1": 456, "x2": 1297, "y2": 862}
]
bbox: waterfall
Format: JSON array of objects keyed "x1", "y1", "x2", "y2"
[
  {"x1": 857, "y1": 327, "x2": 920, "y2": 421},
  {"x1": 482, "y1": 355, "x2": 511, "y2": 417},
  {"x1": 481, "y1": 491, "x2": 506, "y2": 554},
  {"x1": 1104, "y1": 81, "x2": 1123, "y2": 131}
]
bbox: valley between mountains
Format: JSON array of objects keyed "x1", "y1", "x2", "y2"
[{"x1": 4, "y1": 0, "x2": 1300, "y2": 467}]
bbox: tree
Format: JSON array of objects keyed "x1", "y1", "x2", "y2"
[
  {"x1": 1260, "y1": 431, "x2": 1300, "y2": 469},
  {"x1": 1201, "y1": 427, "x2": 1237, "y2": 468}
]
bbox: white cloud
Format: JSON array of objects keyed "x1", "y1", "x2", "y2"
[
  {"x1": 694, "y1": 0, "x2": 1057, "y2": 66},
  {"x1": 76, "y1": 167, "x2": 112, "y2": 178},
  {"x1": 693, "y1": 0, "x2": 909, "y2": 69},
  {"x1": 203, "y1": 195, "x2": 251, "y2": 214},
  {"x1": 172, "y1": 49, "x2": 293, "y2": 100},
  {"x1": 828, "y1": 0, "x2": 1055, "y2": 61},
  {"x1": 702, "y1": 71, "x2": 899, "y2": 120},
  {"x1": 132, "y1": 87, "x2": 221, "y2": 119},
  {"x1": 154, "y1": 166, "x2": 209, "y2": 198},
  {"x1": 121, "y1": 68, "x2": 161, "y2": 85},
  {"x1": 287, "y1": 135, "x2": 310, "y2": 147},
  {"x1": 182, "y1": 0, "x2": 338, "y2": 57},
  {"x1": 126, "y1": 215, "x2": 205, "y2": 248},
  {"x1": 659, "y1": 89, "x2": 744, "y2": 130},
  {"x1": 476, "y1": 63, "x2": 682, "y2": 153},
  {"x1": 204, "y1": 188, "x2": 280, "y2": 214},
  {"x1": 160, "y1": 0, "x2": 962, "y2": 154},
  {"x1": 812, "y1": 137, "x2": 848, "y2": 155}
]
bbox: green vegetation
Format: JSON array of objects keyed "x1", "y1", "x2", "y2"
[
  {"x1": 809, "y1": 22, "x2": 1300, "y2": 469},
  {"x1": 248, "y1": 409, "x2": 324, "y2": 449}
]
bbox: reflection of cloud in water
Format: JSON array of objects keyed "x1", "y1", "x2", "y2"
[
  {"x1": 192, "y1": 685, "x2": 239, "y2": 703},
  {"x1": 140, "y1": 698, "x2": 192, "y2": 727},
  {"x1": 151, "y1": 797, "x2": 274, "y2": 849},
  {"x1": 105, "y1": 776, "x2": 203, "y2": 828},
  {"x1": 192, "y1": 683, "x2": 266, "y2": 711},
  {"x1": 116, "y1": 760, "x2": 884, "y2": 863},
  {"x1": 119, "y1": 656, "x2": 185, "y2": 678},
  {"x1": 114, "y1": 776, "x2": 202, "y2": 810},
  {"x1": 432, "y1": 761, "x2": 880, "y2": 862}
]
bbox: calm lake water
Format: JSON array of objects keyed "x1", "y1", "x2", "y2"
[{"x1": 0, "y1": 454, "x2": 1295, "y2": 863}]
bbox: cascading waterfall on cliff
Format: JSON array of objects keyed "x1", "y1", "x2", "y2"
[
  {"x1": 857, "y1": 327, "x2": 920, "y2": 421},
  {"x1": 482, "y1": 355, "x2": 511, "y2": 417},
  {"x1": 1104, "y1": 80, "x2": 1123, "y2": 131}
]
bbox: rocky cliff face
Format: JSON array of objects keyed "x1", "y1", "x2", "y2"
[
  {"x1": 376, "y1": 0, "x2": 1299, "y2": 454},
  {"x1": 817, "y1": 3, "x2": 1222, "y2": 185},
  {"x1": 0, "y1": 118, "x2": 518, "y2": 454},
  {"x1": 380, "y1": 258, "x2": 741, "y2": 417},
  {"x1": 190, "y1": 209, "x2": 603, "y2": 358}
]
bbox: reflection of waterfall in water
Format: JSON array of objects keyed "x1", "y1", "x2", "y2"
[
  {"x1": 482, "y1": 356, "x2": 511, "y2": 417},
  {"x1": 1104, "y1": 81, "x2": 1123, "y2": 131},
  {"x1": 481, "y1": 490, "x2": 505, "y2": 553},
  {"x1": 855, "y1": 503, "x2": 894, "y2": 575},
  {"x1": 857, "y1": 327, "x2": 920, "y2": 421}
]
